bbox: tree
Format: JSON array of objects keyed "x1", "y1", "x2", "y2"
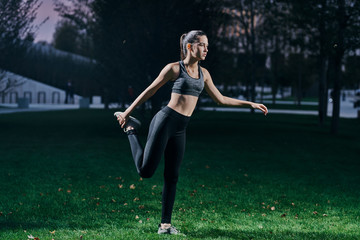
[
  {"x1": 259, "y1": 1, "x2": 292, "y2": 104},
  {"x1": 217, "y1": 0, "x2": 267, "y2": 106},
  {"x1": 0, "y1": 0, "x2": 47, "y2": 94},
  {"x1": 53, "y1": 20, "x2": 79, "y2": 53},
  {"x1": 53, "y1": 0, "x2": 95, "y2": 57},
  {"x1": 0, "y1": 70, "x2": 24, "y2": 95},
  {"x1": 282, "y1": 0, "x2": 360, "y2": 133}
]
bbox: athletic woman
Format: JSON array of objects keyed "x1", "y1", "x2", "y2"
[{"x1": 115, "y1": 30, "x2": 268, "y2": 235}]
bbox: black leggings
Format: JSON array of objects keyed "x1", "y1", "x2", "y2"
[{"x1": 127, "y1": 106, "x2": 190, "y2": 223}]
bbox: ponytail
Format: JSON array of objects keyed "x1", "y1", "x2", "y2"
[
  {"x1": 179, "y1": 30, "x2": 207, "y2": 60},
  {"x1": 180, "y1": 33, "x2": 187, "y2": 60}
]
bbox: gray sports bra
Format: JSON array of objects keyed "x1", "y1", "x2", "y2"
[{"x1": 171, "y1": 61, "x2": 204, "y2": 97}]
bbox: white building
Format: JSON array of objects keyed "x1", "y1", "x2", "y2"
[{"x1": 0, "y1": 71, "x2": 81, "y2": 105}]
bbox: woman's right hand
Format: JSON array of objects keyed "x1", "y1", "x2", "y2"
[{"x1": 115, "y1": 112, "x2": 129, "y2": 128}]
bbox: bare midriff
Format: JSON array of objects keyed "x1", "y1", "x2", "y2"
[{"x1": 167, "y1": 93, "x2": 199, "y2": 117}]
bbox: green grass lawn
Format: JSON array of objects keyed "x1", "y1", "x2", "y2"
[{"x1": 0, "y1": 109, "x2": 359, "y2": 240}]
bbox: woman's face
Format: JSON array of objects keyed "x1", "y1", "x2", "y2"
[{"x1": 190, "y1": 35, "x2": 208, "y2": 61}]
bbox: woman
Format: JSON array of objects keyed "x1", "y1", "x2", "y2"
[{"x1": 115, "y1": 30, "x2": 268, "y2": 235}]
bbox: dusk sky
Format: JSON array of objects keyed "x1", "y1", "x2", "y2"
[{"x1": 34, "y1": 0, "x2": 60, "y2": 43}]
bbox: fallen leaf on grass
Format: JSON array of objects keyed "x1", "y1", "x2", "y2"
[
  {"x1": 281, "y1": 213, "x2": 286, "y2": 217},
  {"x1": 130, "y1": 184, "x2": 136, "y2": 189},
  {"x1": 323, "y1": 214, "x2": 328, "y2": 216},
  {"x1": 271, "y1": 206, "x2": 275, "y2": 211},
  {"x1": 118, "y1": 184, "x2": 123, "y2": 189},
  {"x1": 139, "y1": 205, "x2": 145, "y2": 209},
  {"x1": 135, "y1": 215, "x2": 139, "y2": 219},
  {"x1": 313, "y1": 211, "x2": 318, "y2": 215},
  {"x1": 49, "y1": 230, "x2": 55, "y2": 234},
  {"x1": 133, "y1": 197, "x2": 139, "y2": 202},
  {"x1": 27, "y1": 235, "x2": 40, "y2": 240}
]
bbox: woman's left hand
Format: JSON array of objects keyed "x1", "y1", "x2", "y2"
[{"x1": 251, "y1": 103, "x2": 268, "y2": 116}]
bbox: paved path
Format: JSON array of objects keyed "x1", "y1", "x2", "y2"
[
  {"x1": 1, "y1": 100, "x2": 358, "y2": 118},
  {"x1": 201, "y1": 99, "x2": 358, "y2": 118},
  {"x1": 0, "y1": 103, "x2": 104, "y2": 114}
]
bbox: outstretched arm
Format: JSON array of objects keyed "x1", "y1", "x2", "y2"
[
  {"x1": 203, "y1": 68, "x2": 268, "y2": 115},
  {"x1": 118, "y1": 63, "x2": 178, "y2": 127}
]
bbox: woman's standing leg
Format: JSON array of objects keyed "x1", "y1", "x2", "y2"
[{"x1": 161, "y1": 129, "x2": 187, "y2": 224}]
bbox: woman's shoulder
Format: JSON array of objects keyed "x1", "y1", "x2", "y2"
[
  {"x1": 200, "y1": 66, "x2": 210, "y2": 78},
  {"x1": 200, "y1": 66, "x2": 209, "y2": 73},
  {"x1": 166, "y1": 61, "x2": 181, "y2": 70},
  {"x1": 166, "y1": 62, "x2": 181, "y2": 79},
  {"x1": 160, "y1": 61, "x2": 181, "y2": 81}
]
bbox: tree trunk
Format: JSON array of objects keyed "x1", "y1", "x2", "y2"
[
  {"x1": 318, "y1": 0, "x2": 328, "y2": 126},
  {"x1": 250, "y1": 1, "x2": 256, "y2": 113},
  {"x1": 297, "y1": 63, "x2": 302, "y2": 105},
  {"x1": 271, "y1": 37, "x2": 279, "y2": 105},
  {"x1": 318, "y1": 56, "x2": 328, "y2": 125},
  {"x1": 331, "y1": 0, "x2": 345, "y2": 135}
]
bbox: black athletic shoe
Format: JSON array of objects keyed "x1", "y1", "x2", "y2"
[{"x1": 114, "y1": 112, "x2": 141, "y2": 132}]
